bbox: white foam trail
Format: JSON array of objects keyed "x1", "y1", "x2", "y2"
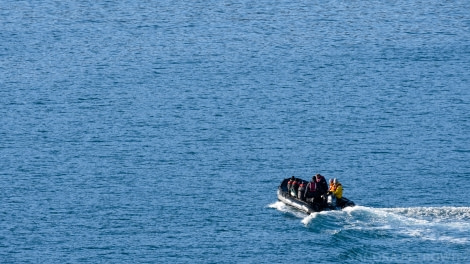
[
  {"x1": 301, "y1": 212, "x2": 318, "y2": 225},
  {"x1": 268, "y1": 201, "x2": 308, "y2": 219},
  {"x1": 270, "y1": 200, "x2": 340, "y2": 225},
  {"x1": 301, "y1": 210, "x2": 342, "y2": 225},
  {"x1": 346, "y1": 206, "x2": 470, "y2": 244},
  {"x1": 387, "y1": 207, "x2": 470, "y2": 244},
  {"x1": 268, "y1": 201, "x2": 289, "y2": 211},
  {"x1": 383, "y1": 206, "x2": 470, "y2": 222},
  {"x1": 271, "y1": 202, "x2": 470, "y2": 244}
]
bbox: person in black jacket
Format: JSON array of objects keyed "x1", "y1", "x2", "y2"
[
  {"x1": 305, "y1": 174, "x2": 328, "y2": 203},
  {"x1": 314, "y1": 174, "x2": 328, "y2": 197}
]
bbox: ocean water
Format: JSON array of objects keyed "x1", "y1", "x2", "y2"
[{"x1": 1, "y1": 0, "x2": 470, "y2": 263}]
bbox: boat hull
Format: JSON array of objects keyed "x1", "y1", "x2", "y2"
[{"x1": 277, "y1": 189, "x2": 320, "y2": 214}]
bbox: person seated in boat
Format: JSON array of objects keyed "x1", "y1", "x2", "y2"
[
  {"x1": 329, "y1": 178, "x2": 335, "y2": 192},
  {"x1": 304, "y1": 176, "x2": 317, "y2": 200},
  {"x1": 304, "y1": 174, "x2": 325, "y2": 202},
  {"x1": 287, "y1": 176, "x2": 295, "y2": 195},
  {"x1": 330, "y1": 178, "x2": 343, "y2": 200},
  {"x1": 315, "y1": 174, "x2": 328, "y2": 197},
  {"x1": 304, "y1": 176, "x2": 315, "y2": 200},
  {"x1": 290, "y1": 178, "x2": 300, "y2": 197},
  {"x1": 297, "y1": 180, "x2": 306, "y2": 200}
]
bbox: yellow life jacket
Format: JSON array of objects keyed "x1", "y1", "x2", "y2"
[{"x1": 333, "y1": 183, "x2": 343, "y2": 199}]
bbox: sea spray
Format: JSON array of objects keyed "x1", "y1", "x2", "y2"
[{"x1": 272, "y1": 202, "x2": 470, "y2": 244}]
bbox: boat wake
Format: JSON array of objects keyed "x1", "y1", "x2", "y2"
[{"x1": 269, "y1": 201, "x2": 470, "y2": 244}]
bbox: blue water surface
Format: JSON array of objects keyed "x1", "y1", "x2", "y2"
[{"x1": 1, "y1": 0, "x2": 470, "y2": 263}]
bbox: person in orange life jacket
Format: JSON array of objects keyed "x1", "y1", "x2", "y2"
[
  {"x1": 329, "y1": 178, "x2": 336, "y2": 192},
  {"x1": 297, "y1": 180, "x2": 306, "y2": 200},
  {"x1": 287, "y1": 176, "x2": 295, "y2": 195},
  {"x1": 290, "y1": 178, "x2": 300, "y2": 197},
  {"x1": 331, "y1": 178, "x2": 343, "y2": 200}
]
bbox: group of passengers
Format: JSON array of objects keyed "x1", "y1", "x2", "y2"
[{"x1": 287, "y1": 174, "x2": 343, "y2": 205}]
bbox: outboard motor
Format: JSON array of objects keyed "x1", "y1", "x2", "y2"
[{"x1": 327, "y1": 194, "x2": 337, "y2": 207}]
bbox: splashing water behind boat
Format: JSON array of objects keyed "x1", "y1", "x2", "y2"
[{"x1": 271, "y1": 201, "x2": 470, "y2": 261}]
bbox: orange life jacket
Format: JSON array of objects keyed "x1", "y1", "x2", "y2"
[
  {"x1": 292, "y1": 180, "x2": 299, "y2": 188},
  {"x1": 329, "y1": 183, "x2": 336, "y2": 192}
]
